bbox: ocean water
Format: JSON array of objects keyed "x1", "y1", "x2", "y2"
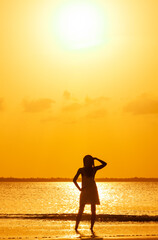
[
  {"x1": 0, "y1": 182, "x2": 158, "y2": 216},
  {"x1": 0, "y1": 182, "x2": 158, "y2": 239}
]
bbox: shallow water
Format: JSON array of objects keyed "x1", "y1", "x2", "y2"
[{"x1": 0, "y1": 182, "x2": 157, "y2": 216}]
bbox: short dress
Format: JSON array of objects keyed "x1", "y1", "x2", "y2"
[{"x1": 80, "y1": 168, "x2": 100, "y2": 205}]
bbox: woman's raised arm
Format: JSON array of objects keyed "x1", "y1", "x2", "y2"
[{"x1": 93, "y1": 158, "x2": 107, "y2": 171}]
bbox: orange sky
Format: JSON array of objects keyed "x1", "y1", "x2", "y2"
[{"x1": 0, "y1": 0, "x2": 158, "y2": 178}]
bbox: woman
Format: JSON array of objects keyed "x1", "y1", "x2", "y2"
[{"x1": 73, "y1": 155, "x2": 107, "y2": 232}]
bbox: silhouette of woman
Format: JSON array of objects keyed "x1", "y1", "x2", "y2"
[{"x1": 73, "y1": 155, "x2": 107, "y2": 232}]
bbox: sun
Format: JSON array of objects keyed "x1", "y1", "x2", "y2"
[{"x1": 55, "y1": 1, "x2": 105, "y2": 49}]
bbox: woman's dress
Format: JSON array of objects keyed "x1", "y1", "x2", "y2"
[{"x1": 80, "y1": 168, "x2": 100, "y2": 205}]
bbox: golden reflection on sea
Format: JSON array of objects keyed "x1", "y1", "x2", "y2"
[{"x1": 0, "y1": 182, "x2": 157, "y2": 215}]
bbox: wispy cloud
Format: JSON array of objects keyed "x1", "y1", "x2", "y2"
[
  {"x1": 85, "y1": 96, "x2": 109, "y2": 106},
  {"x1": 124, "y1": 93, "x2": 158, "y2": 115},
  {"x1": 36, "y1": 92, "x2": 109, "y2": 123},
  {"x1": 0, "y1": 98, "x2": 4, "y2": 111},
  {"x1": 23, "y1": 98, "x2": 55, "y2": 113},
  {"x1": 61, "y1": 93, "x2": 109, "y2": 119},
  {"x1": 63, "y1": 90, "x2": 78, "y2": 102},
  {"x1": 63, "y1": 90, "x2": 71, "y2": 100}
]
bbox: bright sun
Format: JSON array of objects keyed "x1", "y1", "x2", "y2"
[{"x1": 56, "y1": 1, "x2": 105, "y2": 49}]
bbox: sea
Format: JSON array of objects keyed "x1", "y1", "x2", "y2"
[{"x1": 0, "y1": 182, "x2": 158, "y2": 239}]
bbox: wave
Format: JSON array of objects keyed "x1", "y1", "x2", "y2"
[{"x1": 0, "y1": 213, "x2": 158, "y2": 222}]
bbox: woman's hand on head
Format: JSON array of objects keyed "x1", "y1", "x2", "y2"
[{"x1": 80, "y1": 187, "x2": 86, "y2": 191}]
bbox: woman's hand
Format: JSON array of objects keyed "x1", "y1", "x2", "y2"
[
  {"x1": 93, "y1": 157, "x2": 102, "y2": 161},
  {"x1": 80, "y1": 187, "x2": 86, "y2": 191}
]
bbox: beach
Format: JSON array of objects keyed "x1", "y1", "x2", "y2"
[{"x1": 0, "y1": 218, "x2": 158, "y2": 240}]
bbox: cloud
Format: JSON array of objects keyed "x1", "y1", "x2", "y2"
[
  {"x1": 86, "y1": 108, "x2": 107, "y2": 119},
  {"x1": 63, "y1": 90, "x2": 78, "y2": 102},
  {"x1": 23, "y1": 98, "x2": 55, "y2": 113},
  {"x1": 62, "y1": 102, "x2": 82, "y2": 112},
  {"x1": 124, "y1": 94, "x2": 158, "y2": 115},
  {"x1": 63, "y1": 90, "x2": 71, "y2": 100},
  {"x1": 0, "y1": 98, "x2": 4, "y2": 111},
  {"x1": 84, "y1": 96, "x2": 109, "y2": 106},
  {"x1": 61, "y1": 92, "x2": 109, "y2": 120}
]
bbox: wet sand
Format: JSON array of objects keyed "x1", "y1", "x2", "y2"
[{"x1": 0, "y1": 219, "x2": 158, "y2": 240}]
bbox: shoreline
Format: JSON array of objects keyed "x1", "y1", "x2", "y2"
[{"x1": 0, "y1": 213, "x2": 158, "y2": 222}]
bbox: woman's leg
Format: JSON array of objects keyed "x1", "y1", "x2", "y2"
[
  {"x1": 90, "y1": 204, "x2": 96, "y2": 231},
  {"x1": 75, "y1": 203, "x2": 85, "y2": 231}
]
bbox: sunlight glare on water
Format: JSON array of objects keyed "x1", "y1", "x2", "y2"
[{"x1": 0, "y1": 182, "x2": 157, "y2": 215}]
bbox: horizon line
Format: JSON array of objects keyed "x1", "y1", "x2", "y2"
[{"x1": 0, "y1": 177, "x2": 158, "y2": 182}]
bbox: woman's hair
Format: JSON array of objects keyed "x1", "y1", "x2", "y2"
[
  {"x1": 83, "y1": 155, "x2": 94, "y2": 167},
  {"x1": 83, "y1": 155, "x2": 94, "y2": 177}
]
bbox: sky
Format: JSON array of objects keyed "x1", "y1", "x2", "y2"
[{"x1": 0, "y1": 0, "x2": 158, "y2": 178}]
